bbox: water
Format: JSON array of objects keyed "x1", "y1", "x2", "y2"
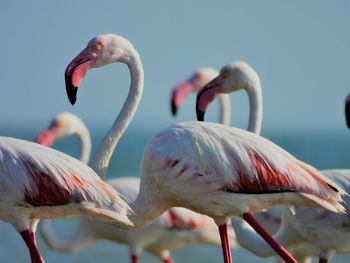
[{"x1": 1, "y1": 127, "x2": 350, "y2": 262}]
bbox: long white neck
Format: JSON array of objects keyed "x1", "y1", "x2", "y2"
[
  {"x1": 39, "y1": 220, "x2": 95, "y2": 253},
  {"x1": 246, "y1": 80, "x2": 263, "y2": 134},
  {"x1": 92, "y1": 51, "x2": 144, "y2": 179},
  {"x1": 75, "y1": 122, "x2": 91, "y2": 164},
  {"x1": 217, "y1": 94, "x2": 231, "y2": 126}
]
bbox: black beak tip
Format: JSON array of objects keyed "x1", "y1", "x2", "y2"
[
  {"x1": 171, "y1": 100, "x2": 178, "y2": 116},
  {"x1": 65, "y1": 74, "x2": 77, "y2": 105},
  {"x1": 196, "y1": 109, "x2": 205, "y2": 121},
  {"x1": 68, "y1": 91, "x2": 77, "y2": 105},
  {"x1": 345, "y1": 103, "x2": 350, "y2": 128}
]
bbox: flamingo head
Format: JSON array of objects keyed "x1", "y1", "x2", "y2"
[
  {"x1": 170, "y1": 67, "x2": 218, "y2": 116},
  {"x1": 65, "y1": 34, "x2": 135, "y2": 105},
  {"x1": 35, "y1": 112, "x2": 85, "y2": 147},
  {"x1": 345, "y1": 94, "x2": 350, "y2": 128},
  {"x1": 196, "y1": 61, "x2": 259, "y2": 121}
]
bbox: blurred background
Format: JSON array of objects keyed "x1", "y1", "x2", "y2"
[{"x1": 1, "y1": 0, "x2": 350, "y2": 262}]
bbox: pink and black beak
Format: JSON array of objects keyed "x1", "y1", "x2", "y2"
[
  {"x1": 65, "y1": 48, "x2": 97, "y2": 105},
  {"x1": 196, "y1": 75, "x2": 225, "y2": 121},
  {"x1": 345, "y1": 94, "x2": 350, "y2": 128},
  {"x1": 170, "y1": 76, "x2": 197, "y2": 116},
  {"x1": 35, "y1": 121, "x2": 59, "y2": 147}
]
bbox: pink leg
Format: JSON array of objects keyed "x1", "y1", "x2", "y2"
[
  {"x1": 20, "y1": 230, "x2": 44, "y2": 263},
  {"x1": 218, "y1": 223, "x2": 232, "y2": 263},
  {"x1": 242, "y1": 212, "x2": 296, "y2": 263},
  {"x1": 319, "y1": 258, "x2": 328, "y2": 263},
  {"x1": 163, "y1": 256, "x2": 176, "y2": 263},
  {"x1": 131, "y1": 254, "x2": 138, "y2": 263},
  {"x1": 30, "y1": 231, "x2": 37, "y2": 246}
]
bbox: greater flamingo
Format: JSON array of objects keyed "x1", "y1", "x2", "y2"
[
  {"x1": 0, "y1": 137, "x2": 133, "y2": 261},
  {"x1": 37, "y1": 112, "x2": 236, "y2": 263},
  {"x1": 196, "y1": 61, "x2": 350, "y2": 263},
  {"x1": 171, "y1": 67, "x2": 231, "y2": 125},
  {"x1": 64, "y1": 33, "x2": 344, "y2": 263},
  {"x1": 173, "y1": 64, "x2": 287, "y2": 262}
]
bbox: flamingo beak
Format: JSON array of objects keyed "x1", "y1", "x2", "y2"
[
  {"x1": 35, "y1": 124, "x2": 59, "y2": 147},
  {"x1": 65, "y1": 48, "x2": 98, "y2": 105},
  {"x1": 170, "y1": 77, "x2": 197, "y2": 116},
  {"x1": 345, "y1": 95, "x2": 350, "y2": 128},
  {"x1": 196, "y1": 75, "x2": 225, "y2": 121}
]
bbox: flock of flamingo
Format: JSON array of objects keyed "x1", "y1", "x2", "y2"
[{"x1": 0, "y1": 33, "x2": 349, "y2": 263}]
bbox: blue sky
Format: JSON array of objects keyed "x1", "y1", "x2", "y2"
[{"x1": 1, "y1": 0, "x2": 350, "y2": 134}]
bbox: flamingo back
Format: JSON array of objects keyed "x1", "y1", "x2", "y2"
[{"x1": 0, "y1": 137, "x2": 132, "y2": 226}]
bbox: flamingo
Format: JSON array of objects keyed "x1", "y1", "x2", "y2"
[
  {"x1": 37, "y1": 112, "x2": 236, "y2": 263},
  {"x1": 172, "y1": 65, "x2": 287, "y2": 261},
  {"x1": 64, "y1": 33, "x2": 344, "y2": 263},
  {"x1": 171, "y1": 67, "x2": 231, "y2": 125},
  {"x1": 196, "y1": 61, "x2": 350, "y2": 263},
  {"x1": 0, "y1": 133, "x2": 134, "y2": 261}
]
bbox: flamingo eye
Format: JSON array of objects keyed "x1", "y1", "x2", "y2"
[
  {"x1": 221, "y1": 69, "x2": 230, "y2": 79},
  {"x1": 49, "y1": 120, "x2": 62, "y2": 129},
  {"x1": 94, "y1": 43, "x2": 103, "y2": 52}
]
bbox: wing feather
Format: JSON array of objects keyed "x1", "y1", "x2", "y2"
[{"x1": 0, "y1": 137, "x2": 132, "y2": 225}]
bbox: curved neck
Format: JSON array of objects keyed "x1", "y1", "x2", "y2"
[
  {"x1": 39, "y1": 220, "x2": 94, "y2": 253},
  {"x1": 128, "y1": 178, "x2": 170, "y2": 227},
  {"x1": 217, "y1": 94, "x2": 231, "y2": 126},
  {"x1": 231, "y1": 208, "x2": 304, "y2": 257},
  {"x1": 75, "y1": 123, "x2": 91, "y2": 164},
  {"x1": 231, "y1": 217, "x2": 276, "y2": 257},
  {"x1": 92, "y1": 51, "x2": 144, "y2": 179},
  {"x1": 246, "y1": 81, "x2": 263, "y2": 134}
]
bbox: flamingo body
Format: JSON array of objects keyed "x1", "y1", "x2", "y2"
[
  {"x1": 0, "y1": 136, "x2": 132, "y2": 263},
  {"x1": 0, "y1": 137, "x2": 130, "y2": 224},
  {"x1": 143, "y1": 121, "x2": 342, "y2": 218}
]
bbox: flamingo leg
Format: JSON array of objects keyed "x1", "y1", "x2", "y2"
[
  {"x1": 20, "y1": 230, "x2": 44, "y2": 263},
  {"x1": 30, "y1": 231, "x2": 37, "y2": 246},
  {"x1": 163, "y1": 256, "x2": 176, "y2": 263},
  {"x1": 319, "y1": 258, "x2": 328, "y2": 263},
  {"x1": 242, "y1": 212, "x2": 296, "y2": 263},
  {"x1": 218, "y1": 223, "x2": 233, "y2": 263},
  {"x1": 131, "y1": 254, "x2": 139, "y2": 263}
]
